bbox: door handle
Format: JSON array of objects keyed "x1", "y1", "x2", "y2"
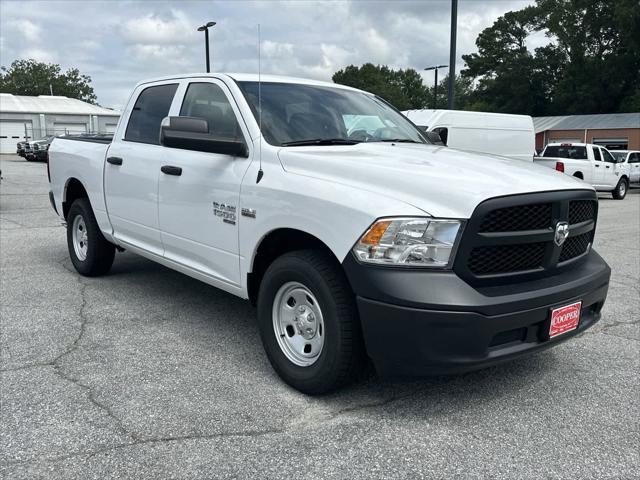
[
  {"x1": 161, "y1": 165, "x2": 182, "y2": 176},
  {"x1": 107, "y1": 156, "x2": 123, "y2": 165},
  {"x1": 595, "y1": 164, "x2": 600, "y2": 167},
  {"x1": 605, "y1": 165, "x2": 610, "y2": 169}
]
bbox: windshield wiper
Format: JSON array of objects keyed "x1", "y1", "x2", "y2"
[
  {"x1": 280, "y1": 138, "x2": 360, "y2": 147},
  {"x1": 377, "y1": 138, "x2": 423, "y2": 144}
]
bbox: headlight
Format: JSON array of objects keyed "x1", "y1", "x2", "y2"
[{"x1": 353, "y1": 217, "x2": 462, "y2": 267}]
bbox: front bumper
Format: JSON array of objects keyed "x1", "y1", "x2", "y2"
[{"x1": 343, "y1": 250, "x2": 610, "y2": 377}]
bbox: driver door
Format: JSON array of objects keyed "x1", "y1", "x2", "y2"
[
  {"x1": 157, "y1": 79, "x2": 253, "y2": 287},
  {"x1": 600, "y1": 148, "x2": 619, "y2": 188}
]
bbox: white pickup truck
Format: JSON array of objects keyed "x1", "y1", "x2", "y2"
[
  {"x1": 534, "y1": 143, "x2": 630, "y2": 199},
  {"x1": 48, "y1": 74, "x2": 611, "y2": 394}
]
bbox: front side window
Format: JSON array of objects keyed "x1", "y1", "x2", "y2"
[
  {"x1": 629, "y1": 153, "x2": 640, "y2": 163},
  {"x1": 180, "y1": 82, "x2": 242, "y2": 139},
  {"x1": 602, "y1": 148, "x2": 616, "y2": 163},
  {"x1": 237, "y1": 81, "x2": 426, "y2": 146},
  {"x1": 593, "y1": 147, "x2": 602, "y2": 161},
  {"x1": 125, "y1": 83, "x2": 178, "y2": 144}
]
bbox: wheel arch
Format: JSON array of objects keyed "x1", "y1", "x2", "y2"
[
  {"x1": 573, "y1": 171, "x2": 584, "y2": 180},
  {"x1": 62, "y1": 177, "x2": 90, "y2": 220},
  {"x1": 247, "y1": 227, "x2": 344, "y2": 305}
]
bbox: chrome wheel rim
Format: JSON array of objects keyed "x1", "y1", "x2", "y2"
[
  {"x1": 619, "y1": 182, "x2": 626, "y2": 196},
  {"x1": 272, "y1": 281, "x2": 325, "y2": 367},
  {"x1": 72, "y1": 215, "x2": 88, "y2": 261}
]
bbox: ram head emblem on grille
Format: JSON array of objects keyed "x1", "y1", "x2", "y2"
[{"x1": 554, "y1": 221, "x2": 570, "y2": 247}]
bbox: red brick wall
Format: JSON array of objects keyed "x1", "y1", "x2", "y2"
[{"x1": 541, "y1": 128, "x2": 640, "y2": 149}]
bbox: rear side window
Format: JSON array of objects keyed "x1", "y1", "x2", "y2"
[
  {"x1": 630, "y1": 153, "x2": 640, "y2": 163},
  {"x1": 125, "y1": 83, "x2": 178, "y2": 144},
  {"x1": 542, "y1": 145, "x2": 587, "y2": 159}
]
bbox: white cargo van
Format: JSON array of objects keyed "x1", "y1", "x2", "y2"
[{"x1": 402, "y1": 109, "x2": 535, "y2": 162}]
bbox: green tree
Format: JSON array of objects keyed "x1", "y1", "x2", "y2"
[
  {"x1": 0, "y1": 59, "x2": 97, "y2": 104},
  {"x1": 425, "y1": 74, "x2": 475, "y2": 110},
  {"x1": 461, "y1": 0, "x2": 640, "y2": 115},
  {"x1": 332, "y1": 63, "x2": 429, "y2": 110}
]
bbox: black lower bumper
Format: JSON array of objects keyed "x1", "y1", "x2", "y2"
[{"x1": 343, "y1": 251, "x2": 610, "y2": 377}]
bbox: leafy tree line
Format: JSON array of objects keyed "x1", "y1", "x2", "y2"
[
  {"x1": 0, "y1": 59, "x2": 97, "y2": 104},
  {"x1": 334, "y1": 0, "x2": 640, "y2": 115}
]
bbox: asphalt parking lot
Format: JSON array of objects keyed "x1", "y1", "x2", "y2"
[{"x1": 1, "y1": 154, "x2": 638, "y2": 479}]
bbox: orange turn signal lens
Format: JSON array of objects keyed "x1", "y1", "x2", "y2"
[{"x1": 360, "y1": 220, "x2": 391, "y2": 245}]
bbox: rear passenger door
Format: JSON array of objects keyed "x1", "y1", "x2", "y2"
[
  {"x1": 157, "y1": 79, "x2": 253, "y2": 287},
  {"x1": 591, "y1": 146, "x2": 605, "y2": 186},
  {"x1": 104, "y1": 82, "x2": 180, "y2": 255}
]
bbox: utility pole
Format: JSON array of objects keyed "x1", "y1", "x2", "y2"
[
  {"x1": 424, "y1": 65, "x2": 448, "y2": 109},
  {"x1": 447, "y1": 0, "x2": 458, "y2": 109}
]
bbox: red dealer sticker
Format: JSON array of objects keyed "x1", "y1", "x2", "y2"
[{"x1": 549, "y1": 301, "x2": 582, "y2": 338}]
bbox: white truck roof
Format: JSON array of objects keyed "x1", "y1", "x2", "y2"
[{"x1": 135, "y1": 73, "x2": 363, "y2": 92}]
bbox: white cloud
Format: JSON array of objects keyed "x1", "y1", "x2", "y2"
[
  {"x1": 0, "y1": 0, "x2": 535, "y2": 108},
  {"x1": 262, "y1": 40, "x2": 294, "y2": 58},
  {"x1": 19, "y1": 47, "x2": 55, "y2": 63},
  {"x1": 21, "y1": 19, "x2": 41, "y2": 42},
  {"x1": 121, "y1": 9, "x2": 196, "y2": 46}
]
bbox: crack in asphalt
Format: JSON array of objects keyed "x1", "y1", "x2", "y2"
[
  {"x1": 3, "y1": 257, "x2": 423, "y2": 468},
  {"x1": 2, "y1": 387, "x2": 420, "y2": 467}
]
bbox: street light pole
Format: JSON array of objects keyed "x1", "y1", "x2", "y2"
[
  {"x1": 424, "y1": 65, "x2": 448, "y2": 109},
  {"x1": 447, "y1": 0, "x2": 458, "y2": 110},
  {"x1": 197, "y1": 21, "x2": 216, "y2": 73}
]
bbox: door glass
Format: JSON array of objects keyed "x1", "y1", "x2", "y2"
[
  {"x1": 593, "y1": 147, "x2": 602, "y2": 161},
  {"x1": 629, "y1": 153, "x2": 639, "y2": 163},
  {"x1": 602, "y1": 149, "x2": 616, "y2": 163},
  {"x1": 125, "y1": 83, "x2": 178, "y2": 144},
  {"x1": 180, "y1": 83, "x2": 241, "y2": 139}
]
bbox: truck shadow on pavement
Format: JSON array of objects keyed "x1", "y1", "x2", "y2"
[{"x1": 63, "y1": 248, "x2": 562, "y2": 425}]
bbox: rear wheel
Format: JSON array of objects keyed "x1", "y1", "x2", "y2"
[
  {"x1": 257, "y1": 250, "x2": 364, "y2": 394},
  {"x1": 612, "y1": 178, "x2": 628, "y2": 200},
  {"x1": 66, "y1": 198, "x2": 115, "y2": 276}
]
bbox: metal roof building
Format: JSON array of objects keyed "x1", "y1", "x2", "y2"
[
  {"x1": 0, "y1": 94, "x2": 120, "y2": 154},
  {"x1": 533, "y1": 112, "x2": 640, "y2": 151}
]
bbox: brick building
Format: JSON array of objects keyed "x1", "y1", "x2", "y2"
[{"x1": 534, "y1": 113, "x2": 640, "y2": 152}]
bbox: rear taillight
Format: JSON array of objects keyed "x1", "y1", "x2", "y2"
[{"x1": 555, "y1": 161, "x2": 565, "y2": 173}]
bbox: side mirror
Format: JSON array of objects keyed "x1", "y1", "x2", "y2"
[
  {"x1": 160, "y1": 116, "x2": 248, "y2": 157},
  {"x1": 426, "y1": 131, "x2": 445, "y2": 146}
]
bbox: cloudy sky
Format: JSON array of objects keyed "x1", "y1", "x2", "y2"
[{"x1": 0, "y1": 0, "x2": 534, "y2": 110}]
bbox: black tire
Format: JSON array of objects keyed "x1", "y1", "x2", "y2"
[
  {"x1": 612, "y1": 178, "x2": 628, "y2": 200},
  {"x1": 257, "y1": 249, "x2": 364, "y2": 394},
  {"x1": 66, "y1": 198, "x2": 115, "y2": 276}
]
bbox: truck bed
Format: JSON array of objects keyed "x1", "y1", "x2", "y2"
[{"x1": 57, "y1": 133, "x2": 114, "y2": 144}]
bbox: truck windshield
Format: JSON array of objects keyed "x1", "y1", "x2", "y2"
[
  {"x1": 237, "y1": 81, "x2": 426, "y2": 147},
  {"x1": 542, "y1": 145, "x2": 587, "y2": 159},
  {"x1": 610, "y1": 151, "x2": 627, "y2": 161}
]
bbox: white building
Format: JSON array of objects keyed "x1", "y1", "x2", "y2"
[{"x1": 0, "y1": 94, "x2": 120, "y2": 154}]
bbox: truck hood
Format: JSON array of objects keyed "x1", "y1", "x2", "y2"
[{"x1": 278, "y1": 143, "x2": 591, "y2": 218}]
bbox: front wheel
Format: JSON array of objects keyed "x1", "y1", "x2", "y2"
[
  {"x1": 257, "y1": 250, "x2": 364, "y2": 394},
  {"x1": 612, "y1": 178, "x2": 628, "y2": 200},
  {"x1": 66, "y1": 198, "x2": 115, "y2": 276}
]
